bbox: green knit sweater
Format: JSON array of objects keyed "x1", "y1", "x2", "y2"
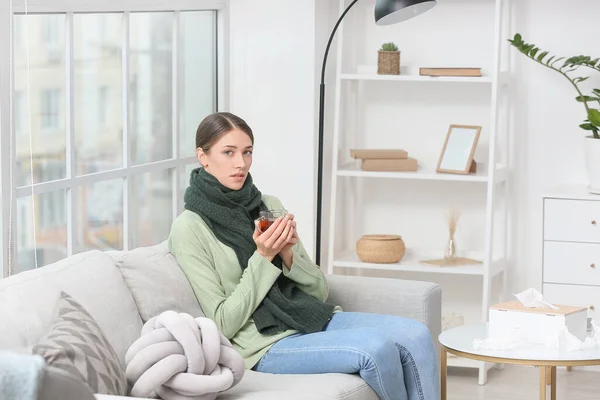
[{"x1": 168, "y1": 195, "x2": 342, "y2": 369}]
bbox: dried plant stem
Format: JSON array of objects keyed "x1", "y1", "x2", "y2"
[
  {"x1": 448, "y1": 209, "x2": 460, "y2": 238},
  {"x1": 444, "y1": 209, "x2": 460, "y2": 260}
]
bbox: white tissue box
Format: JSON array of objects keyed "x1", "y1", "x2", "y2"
[{"x1": 489, "y1": 301, "x2": 588, "y2": 343}]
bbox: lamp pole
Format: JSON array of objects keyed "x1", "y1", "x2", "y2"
[
  {"x1": 315, "y1": 0, "x2": 437, "y2": 266},
  {"x1": 315, "y1": 0, "x2": 359, "y2": 266}
]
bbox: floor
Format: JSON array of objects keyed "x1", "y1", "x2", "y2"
[{"x1": 447, "y1": 365, "x2": 600, "y2": 399}]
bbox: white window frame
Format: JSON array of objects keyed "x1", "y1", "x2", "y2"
[
  {"x1": 13, "y1": 89, "x2": 23, "y2": 136},
  {"x1": 0, "y1": 0, "x2": 230, "y2": 277}
]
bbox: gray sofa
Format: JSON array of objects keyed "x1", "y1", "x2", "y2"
[{"x1": 0, "y1": 242, "x2": 441, "y2": 400}]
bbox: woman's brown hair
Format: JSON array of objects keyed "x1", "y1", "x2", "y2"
[{"x1": 195, "y1": 112, "x2": 254, "y2": 152}]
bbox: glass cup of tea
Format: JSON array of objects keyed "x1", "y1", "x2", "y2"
[{"x1": 258, "y1": 209, "x2": 288, "y2": 233}]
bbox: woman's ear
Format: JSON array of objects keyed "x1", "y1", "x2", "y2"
[{"x1": 196, "y1": 147, "x2": 208, "y2": 168}]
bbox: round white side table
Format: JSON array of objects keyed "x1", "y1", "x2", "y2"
[{"x1": 439, "y1": 323, "x2": 600, "y2": 400}]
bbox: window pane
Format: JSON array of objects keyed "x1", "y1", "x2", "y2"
[
  {"x1": 180, "y1": 11, "x2": 216, "y2": 156},
  {"x1": 179, "y1": 163, "x2": 196, "y2": 193},
  {"x1": 14, "y1": 90, "x2": 24, "y2": 136},
  {"x1": 178, "y1": 163, "x2": 197, "y2": 211},
  {"x1": 14, "y1": 14, "x2": 67, "y2": 187},
  {"x1": 16, "y1": 190, "x2": 68, "y2": 273},
  {"x1": 131, "y1": 169, "x2": 173, "y2": 247},
  {"x1": 130, "y1": 12, "x2": 173, "y2": 165},
  {"x1": 74, "y1": 13, "x2": 123, "y2": 176},
  {"x1": 76, "y1": 179, "x2": 123, "y2": 252}
]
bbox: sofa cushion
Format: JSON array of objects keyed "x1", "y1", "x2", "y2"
[
  {"x1": 220, "y1": 370, "x2": 378, "y2": 400},
  {"x1": 109, "y1": 241, "x2": 204, "y2": 323},
  {"x1": 33, "y1": 291, "x2": 128, "y2": 396},
  {"x1": 0, "y1": 250, "x2": 143, "y2": 368},
  {"x1": 41, "y1": 365, "x2": 96, "y2": 400}
]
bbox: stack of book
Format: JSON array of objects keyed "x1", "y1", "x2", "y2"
[
  {"x1": 419, "y1": 67, "x2": 482, "y2": 77},
  {"x1": 350, "y1": 149, "x2": 418, "y2": 172}
]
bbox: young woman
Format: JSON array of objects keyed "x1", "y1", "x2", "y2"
[{"x1": 168, "y1": 112, "x2": 439, "y2": 400}]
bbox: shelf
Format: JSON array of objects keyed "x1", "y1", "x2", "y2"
[
  {"x1": 340, "y1": 71, "x2": 509, "y2": 85},
  {"x1": 334, "y1": 250, "x2": 506, "y2": 277},
  {"x1": 333, "y1": 250, "x2": 486, "y2": 276},
  {"x1": 336, "y1": 163, "x2": 507, "y2": 184},
  {"x1": 328, "y1": 0, "x2": 511, "y2": 383},
  {"x1": 340, "y1": 73, "x2": 492, "y2": 84}
]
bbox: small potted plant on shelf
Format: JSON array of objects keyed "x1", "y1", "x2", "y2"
[
  {"x1": 508, "y1": 33, "x2": 600, "y2": 193},
  {"x1": 378, "y1": 42, "x2": 400, "y2": 75}
]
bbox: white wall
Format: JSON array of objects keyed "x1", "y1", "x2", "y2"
[
  {"x1": 511, "y1": 0, "x2": 600, "y2": 291},
  {"x1": 228, "y1": 0, "x2": 600, "y2": 298},
  {"x1": 228, "y1": 0, "x2": 319, "y2": 257}
]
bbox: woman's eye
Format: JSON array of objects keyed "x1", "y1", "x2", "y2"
[
  {"x1": 224, "y1": 150, "x2": 233, "y2": 156},
  {"x1": 244, "y1": 151, "x2": 253, "y2": 155}
]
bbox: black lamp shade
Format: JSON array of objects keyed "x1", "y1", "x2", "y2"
[{"x1": 375, "y1": 0, "x2": 437, "y2": 25}]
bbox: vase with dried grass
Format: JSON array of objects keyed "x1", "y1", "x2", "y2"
[{"x1": 444, "y1": 210, "x2": 459, "y2": 260}]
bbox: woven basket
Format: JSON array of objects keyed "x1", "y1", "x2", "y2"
[
  {"x1": 377, "y1": 51, "x2": 400, "y2": 75},
  {"x1": 356, "y1": 234, "x2": 405, "y2": 264}
]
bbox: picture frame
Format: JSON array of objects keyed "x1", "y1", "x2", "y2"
[{"x1": 436, "y1": 124, "x2": 482, "y2": 175}]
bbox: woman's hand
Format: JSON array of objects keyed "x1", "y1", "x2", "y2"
[
  {"x1": 279, "y1": 215, "x2": 298, "y2": 268},
  {"x1": 253, "y1": 214, "x2": 295, "y2": 262}
]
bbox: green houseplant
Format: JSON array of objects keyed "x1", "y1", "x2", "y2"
[
  {"x1": 508, "y1": 34, "x2": 600, "y2": 137},
  {"x1": 378, "y1": 42, "x2": 400, "y2": 75},
  {"x1": 508, "y1": 33, "x2": 600, "y2": 193},
  {"x1": 380, "y1": 42, "x2": 399, "y2": 52}
]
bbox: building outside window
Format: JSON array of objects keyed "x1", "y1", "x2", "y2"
[
  {"x1": 1, "y1": 2, "x2": 225, "y2": 277},
  {"x1": 40, "y1": 88, "x2": 60, "y2": 131}
]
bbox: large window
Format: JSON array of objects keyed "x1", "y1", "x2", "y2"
[
  {"x1": 14, "y1": 90, "x2": 24, "y2": 136},
  {"x1": 40, "y1": 88, "x2": 61, "y2": 131},
  {"x1": 1, "y1": 1, "x2": 227, "y2": 276}
]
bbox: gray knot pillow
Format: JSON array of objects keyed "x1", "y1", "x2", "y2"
[{"x1": 125, "y1": 310, "x2": 245, "y2": 399}]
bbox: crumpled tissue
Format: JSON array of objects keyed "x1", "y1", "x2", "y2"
[
  {"x1": 545, "y1": 321, "x2": 600, "y2": 351},
  {"x1": 474, "y1": 328, "x2": 525, "y2": 351},
  {"x1": 474, "y1": 288, "x2": 597, "y2": 352},
  {"x1": 513, "y1": 288, "x2": 558, "y2": 310}
]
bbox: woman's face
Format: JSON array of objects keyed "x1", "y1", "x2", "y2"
[{"x1": 197, "y1": 128, "x2": 254, "y2": 190}]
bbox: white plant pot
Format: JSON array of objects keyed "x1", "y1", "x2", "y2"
[{"x1": 584, "y1": 135, "x2": 600, "y2": 194}]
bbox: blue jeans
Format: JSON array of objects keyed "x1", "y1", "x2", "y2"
[{"x1": 254, "y1": 312, "x2": 439, "y2": 400}]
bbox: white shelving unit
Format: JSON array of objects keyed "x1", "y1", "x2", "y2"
[
  {"x1": 324, "y1": 0, "x2": 512, "y2": 385},
  {"x1": 337, "y1": 163, "x2": 508, "y2": 183},
  {"x1": 341, "y1": 71, "x2": 510, "y2": 85}
]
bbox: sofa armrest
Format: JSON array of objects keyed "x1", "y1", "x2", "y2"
[{"x1": 325, "y1": 274, "x2": 441, "y2": 345}]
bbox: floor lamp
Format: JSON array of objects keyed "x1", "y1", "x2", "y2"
[{"x1": 316, "y1": 0, "x2": 438, "y2": 265}]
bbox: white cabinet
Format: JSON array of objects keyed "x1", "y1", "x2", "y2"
[
  {"x1": 543, "y1": 283, "x2": 600, "y2": 321},
  {"x1": 544, "y1": 198, "x2": 600, "y2": 243},
  {"x1": 542, "y1": 185, "x2": 600, "y2": 320}
]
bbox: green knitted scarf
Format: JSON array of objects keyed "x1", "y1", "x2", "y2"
[{"x1": 184, "y1": 168, "x2": 335, "y2": 335}]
